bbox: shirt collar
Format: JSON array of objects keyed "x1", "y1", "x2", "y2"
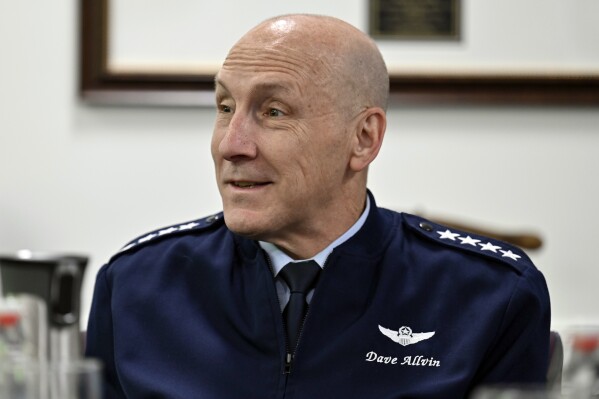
[{"x1": 259, "y1": 195, "x2": 371, "y2": 276}]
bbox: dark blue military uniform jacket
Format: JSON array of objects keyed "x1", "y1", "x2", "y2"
[{"x1": 86, "y1": 193, "x2": 550, "y2": 398}]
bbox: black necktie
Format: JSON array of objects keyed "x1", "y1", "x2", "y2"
[{"x1": 279, "y1": 260, "x2": 321, "y2": 351}]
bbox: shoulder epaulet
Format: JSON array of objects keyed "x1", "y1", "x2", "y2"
[
  {"x1": 402, "y1": 213, "x2": 534, "y2": 274},
  {"x1": 110, "y1": 212, "x2": 224, "y2": 262}
]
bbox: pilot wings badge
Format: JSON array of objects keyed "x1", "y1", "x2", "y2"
[{"x1": 378, "y1": 325, "x2": 435, "y2": 346}]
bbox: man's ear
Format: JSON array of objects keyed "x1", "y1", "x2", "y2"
[{"x1": 349, "y1": 108, "x2": 386, "y2": 172}]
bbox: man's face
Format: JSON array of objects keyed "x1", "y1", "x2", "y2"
[{"x1": 211, "y1": 29, "x2": 355, "y2": 250}]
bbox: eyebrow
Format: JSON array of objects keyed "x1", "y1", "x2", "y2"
[{"x1": 214, "y1": 78, "x2": 229, "y2": 93}]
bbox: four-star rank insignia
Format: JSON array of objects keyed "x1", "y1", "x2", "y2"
[
  {"x1": 110, "y1": 213, "x2": 224, "y2": 261},
  {"x1": 403, "y1": 213, "x2": 533, "y2": 273}
]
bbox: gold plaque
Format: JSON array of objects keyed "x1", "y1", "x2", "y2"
[{"x1": 369, "y1": 0, "x2": 460, "y2": 40}]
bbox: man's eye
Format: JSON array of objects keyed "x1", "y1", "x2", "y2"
[
  {"x1": 219, "y1": 104, "x2": 232, "y2": 113},
  {"x1": 267, "y1": 108, "x2": 284, "y2": 117}
]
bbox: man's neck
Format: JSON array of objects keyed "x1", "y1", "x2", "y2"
[{"x1": 260, "y1": 195, "x2": 370, "y2": 270}]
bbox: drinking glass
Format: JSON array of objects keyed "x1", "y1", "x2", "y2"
[
  {"x1": 48, "y1": 359, "x2": 103, "y2": 399},
  {"x1": 471, "y1": 385, "x2": 582, "y2": 399},
  {"x1": 0, "y1": 359, "x2": 102, "y2": 399}
]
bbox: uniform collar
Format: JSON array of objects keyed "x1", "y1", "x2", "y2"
[{"x1": 259, "y1": 195, "x2": 371, "y2": 276}]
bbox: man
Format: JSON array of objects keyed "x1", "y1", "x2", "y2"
[{"x1": 86, "y1": 14, "x2": 550, "y2": 398}]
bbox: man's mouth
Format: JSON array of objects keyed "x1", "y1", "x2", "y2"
[{"x1": 231, "y1": 181, "x2": 269, "y2": 189}]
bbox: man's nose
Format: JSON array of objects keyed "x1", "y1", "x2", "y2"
[{"x1": 219, "y1": 111, "x2": 258, "y2": 161}]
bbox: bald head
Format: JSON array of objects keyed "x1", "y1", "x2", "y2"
[
  {"x1": 225, "y1": 14, "x2": 389, "y2": 112},
  {"x1": 213, "y1": 14, "x2": 388, "y2": 257}
]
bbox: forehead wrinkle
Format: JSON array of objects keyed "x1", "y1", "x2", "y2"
[
  {"x1": 222, "y1": 60, "x2": 307, "y2": 84},
  {"x1": 223, "y1": 44, "x2": 331, "y2": 86},
  {"x1": 217, "y1": 69, "x2": 307, "y2": 102}
]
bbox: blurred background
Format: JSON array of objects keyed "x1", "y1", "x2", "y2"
[{"x1": 1, "y1": 0, "x2": 598, "y2": 335}]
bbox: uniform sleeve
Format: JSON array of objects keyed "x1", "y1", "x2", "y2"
[
  {"x1": 85, "y1": 264, "x2": 127, "y2": 399},
  {"x1": 474, "y1": 266, "x2": 551, "y2": 387}
]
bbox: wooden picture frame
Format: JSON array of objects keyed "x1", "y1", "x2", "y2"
[{"x1": 80, "y1": 0, "x2": 599, "y2": 106}]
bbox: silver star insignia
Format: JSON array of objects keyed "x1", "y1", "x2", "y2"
[
  {"x1": 459, "y1": 235, "x2": 481, "y2": 246},
  {"x1": 178, "y1": 222, "x2": 200, "y2": 230},
  {"x1": 437, "y1": 229, "x2": 460, "y2": 241},
  {"x1": 158, "y1": 227, "x2": 179, "y2": 236},
  {"x1": 138, "y1": 233, "x2": 157, "y2": 243},
  {"x1": 500, "y1": 249, "x2": 521, "y2": 261},
  {"x1": 479, "y1": 242, "x2": 502, "y2": 253}
]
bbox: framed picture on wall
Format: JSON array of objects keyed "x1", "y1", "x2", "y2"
[{"x1": 80, "y1": 0, "x2": 599, "y2": 106}]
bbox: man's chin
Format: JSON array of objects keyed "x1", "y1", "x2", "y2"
[{"x1": 222, "y1": 209, "x2": 267, "y2": 239}]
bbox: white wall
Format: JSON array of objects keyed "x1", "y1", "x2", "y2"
[{"x1": 1, "y1": 1, "x2": 598, "y2": 334}]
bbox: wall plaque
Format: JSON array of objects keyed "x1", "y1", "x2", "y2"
[{"x1": 369, "y1": 0, "x2": 460, "y2": 40}]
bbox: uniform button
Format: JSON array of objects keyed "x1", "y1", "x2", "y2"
[
  {"x1": 206, "y1": 214, "x2": 220, "y2": 224},
  {"x1": 419, "y1": 222, "x2": 433, "y2": 232}
]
